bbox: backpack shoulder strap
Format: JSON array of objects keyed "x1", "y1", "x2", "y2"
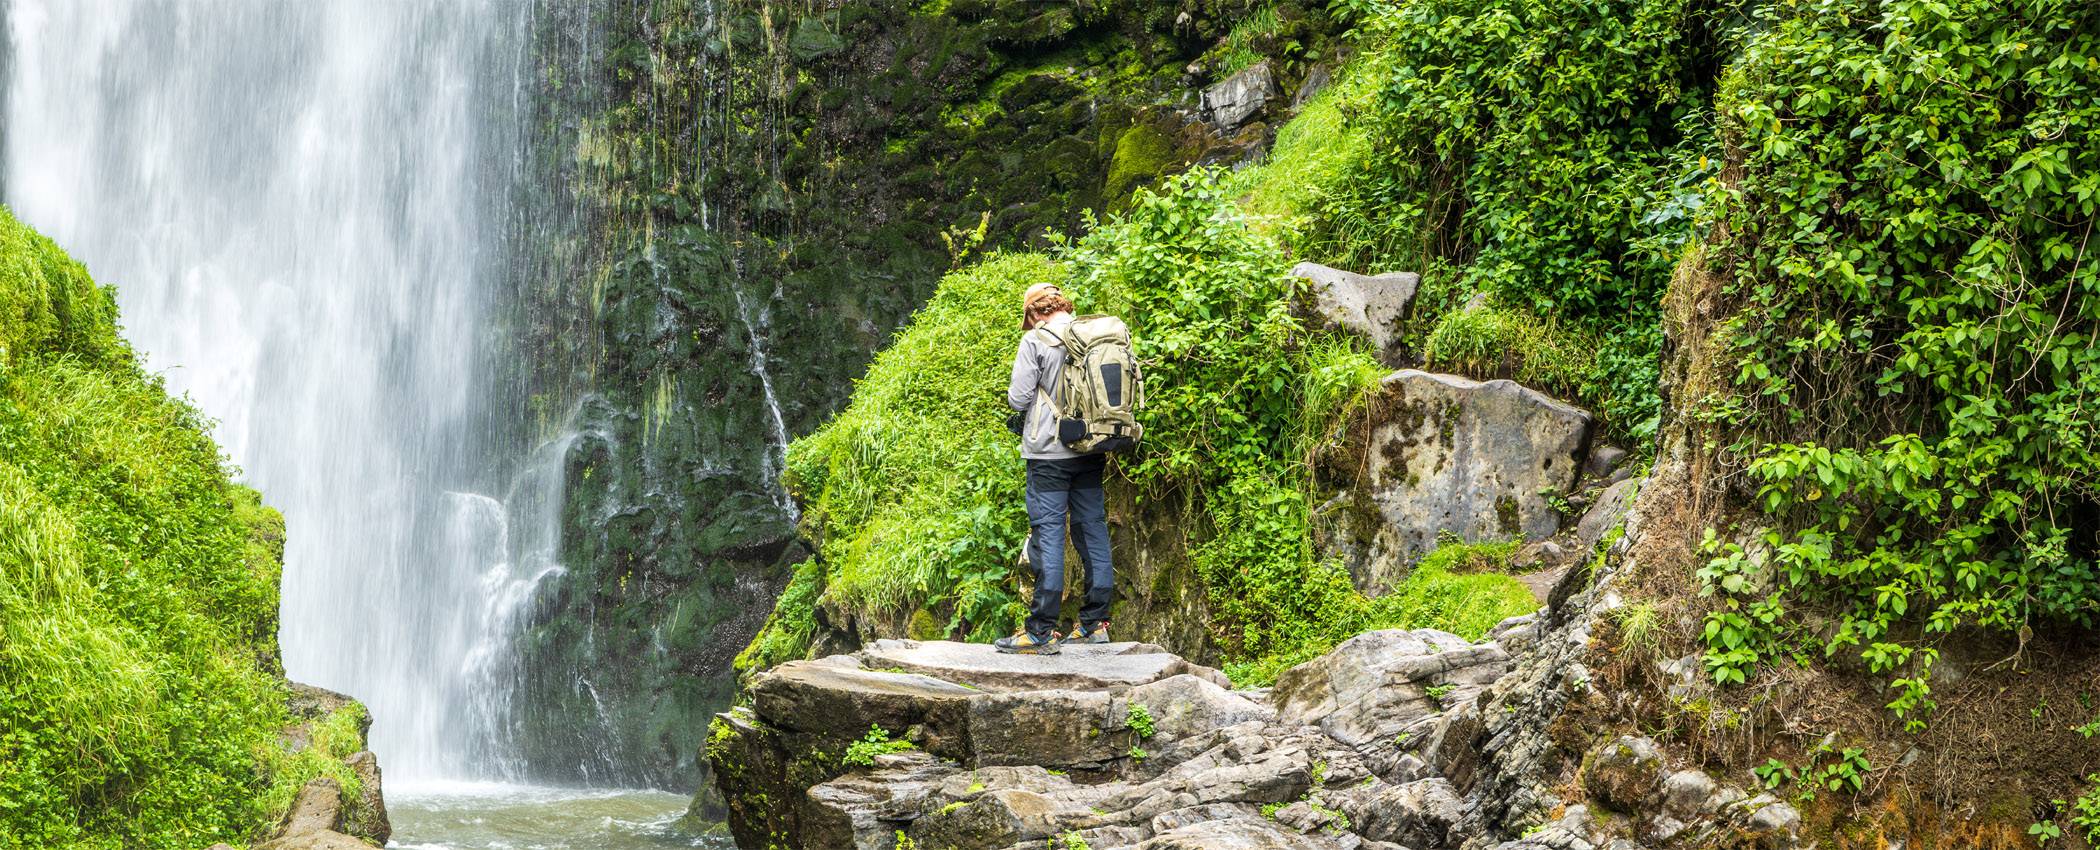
[{"x1": 1029, "y1": 327, "x2": 1065, "y2": 349}]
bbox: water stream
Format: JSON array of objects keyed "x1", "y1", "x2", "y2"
[
  {"x1": 1, "y1": 1, "x2": 688, "y2": 841},
  {"x1": 389, "y1": 784, "x2": 729, "y2": 850}
]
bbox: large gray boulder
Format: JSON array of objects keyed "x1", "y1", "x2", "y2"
[
  {"x1": 1290, "y1": 262, "x2": 1421, "y2": 367},
  {"x1": 1314, "y1": 370, "x2": 1593, "y2": 593},
  {"x1": 1345, "y1": 778, "x2": 1467, "y2": 848},
  {"x1": 1202, "y1": 61, "x2": 1279, "y2": 130},
  {"x1": 1272, "y1": 629, "x2": 1510, "y2": 781}
]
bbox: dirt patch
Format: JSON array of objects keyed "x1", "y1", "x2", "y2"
[{"x1": 1516, "y1": 566, "x2": 1564, "y2": 604}]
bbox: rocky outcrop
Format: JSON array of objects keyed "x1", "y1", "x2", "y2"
[
  {"x1": 1313, "y1": 370, "x2": 1594, "y2": 594},
  {"x1": 709, "y1": 633, "x2": 1509, "y2": 850},
  {"x1": 1290, "y1": 262, "x2": 1422, "y2": 367},
  {"x1": 252, "y1": 777, "x2": 385, "y2": 850},
  {"x1": 708, "y1": 437, "x2": 1810, "y2": 850},
  {"x1": 258, "y1": 684, "x2": 389, "y2": 849}
]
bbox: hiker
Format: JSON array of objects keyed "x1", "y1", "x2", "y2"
[{"x1": 995, "y1": 282, "x2": 1141, "y2": 655}]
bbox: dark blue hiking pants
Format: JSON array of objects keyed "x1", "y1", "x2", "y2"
[{"x1": 1024, "y1": 454, "x2": 1114, "y2": 640}]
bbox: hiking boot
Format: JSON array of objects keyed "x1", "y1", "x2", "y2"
[
  {"x1": 1068, "y1": 621, "x2": 1110, "y2": 644},
  {"x1": 993, "y1": 630, "x2": 1062, "y2": 655}
]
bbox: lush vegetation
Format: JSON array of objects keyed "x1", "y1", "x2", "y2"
[
  {"x1": 0, "y1": 208, "x2": 339, "y2": 848},
  {"x1": 739, "y1": 161, "x2": 1539, "y2": 681},
  {"x1": 1692, "y1": 0, "x2": 2100, "y2": 730},
  {"x1": 738, "y1": 0, "x2": 1739, "y2": 682},
  {"x1": 743, "y1": 0, "x2": 2097, "y2": 751}
]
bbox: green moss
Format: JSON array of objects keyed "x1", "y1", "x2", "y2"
[
  {"x1": 1103, "y1": 123, "x2": 1180, "y2": 203},
  {"x1": 907, "y1": 608, "x2": 947, "y2": 641}
]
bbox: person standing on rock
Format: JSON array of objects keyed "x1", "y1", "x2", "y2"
[{"x1": 996, "y1": 282, "x2": 1126, "y2": 655}]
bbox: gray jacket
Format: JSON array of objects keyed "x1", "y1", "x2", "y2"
[{"x1": 1008, "y1": 313, "x2": 1080, "y2": 460}]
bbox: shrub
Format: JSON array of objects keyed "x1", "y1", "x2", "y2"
[{"x1": 1695, "y1": 0, "x2": 2100, "y2": 729}]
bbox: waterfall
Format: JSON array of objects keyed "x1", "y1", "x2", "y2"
[
  {"x1": 3, "y1": 0, "x2": 562, "y2": 782},
  {"x1": 731, "y1": 283, "x2": 802, "y2": 523}
]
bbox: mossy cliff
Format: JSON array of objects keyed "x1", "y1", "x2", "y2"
[
  {"x1": 0, "y1": 208, "x2": 372, "y2": 848},
  {"x1": 497, "y1": 0, "x2": 1347, "y2": 786}
]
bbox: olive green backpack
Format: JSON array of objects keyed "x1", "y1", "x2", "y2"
[{"x1": 1031, "y1": 315, "x2": 1144, "y2": 453}]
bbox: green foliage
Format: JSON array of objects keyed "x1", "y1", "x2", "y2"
[
  {"x1": 2073, "y1": 777, "x2": 2100, "y2": 845},
  {"x1": 1695, "y1": 0, "x2": 2100, "y2": 729},
  {"x1": 1125, "y1": 703, "x2": 1156, "y2": 740},
  {"x1": 1422, "y1": 300, "x2": 1594, "y2": 399},
  {"x1": 842, "y1": 725, "x2": 917, "y2": 768},
  {"x1": 778, "y1": 254, "x2": 1053, "y2": 639},
  {"x1": 1753, "y1": 744, "x2": 1871, "y2": 804},
  {"x1": 1238, "y1": 0, "x2": 1718, "y2": 442},
  {"x1": 1305, "y1": 0, "x2": 1720, "y2": 323},
  {"x1": 0, "y1": 208, "x2": 319, "y2": 847},
  {"x1": 255, "y1": 703, "x2": 367, "y2": 820},
  {"x1": 1613, "y1": 601, "x2": 1661, "y2": 655},
  {"x1": 1060, "y1": 829, "x2": 1092, "y2": 850},
  {"x1": 1219, "y1": 537, "x2": 1537, "y2": 687}
]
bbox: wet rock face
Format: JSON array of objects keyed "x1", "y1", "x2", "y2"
[
  {"x1": 1315, "y1": 370, "x2": 1594, "y2": 594},
  {"x1": 1289, "y1": 262, "x2": 1422, "y2": 367}
]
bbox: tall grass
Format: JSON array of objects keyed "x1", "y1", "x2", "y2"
[{"x1": 0, "y1": 207, "x2": 335, "y2": 848}]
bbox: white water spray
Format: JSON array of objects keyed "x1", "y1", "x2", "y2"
[{"x1": 4, "y1": 0, "x2": 558, "y2": 781}]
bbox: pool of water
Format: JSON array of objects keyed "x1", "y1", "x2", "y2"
[{"x1": 385, "y1": 782, "x2": 735, "y2": 850}]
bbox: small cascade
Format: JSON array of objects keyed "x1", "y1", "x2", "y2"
[{"x1": 732, "y1": 282, "x2": 801, "y2": 522}]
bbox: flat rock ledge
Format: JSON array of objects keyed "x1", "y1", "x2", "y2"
[{"x1": 709, "y1": 635, "x2": 1509, "y2": 850}]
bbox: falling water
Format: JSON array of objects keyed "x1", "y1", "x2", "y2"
[
  {"x1": 731, "y1": 283, "x2": 801, "y2": 523},
  {"x1": 2, "y1": 0, "x2": 557, "y2": 781}
]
